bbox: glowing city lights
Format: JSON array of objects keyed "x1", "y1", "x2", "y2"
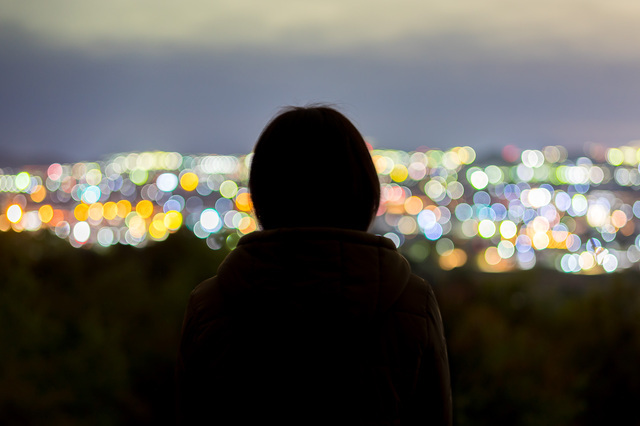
[
  {"x1": 235, "y1": 192, "x2": 253, "y2": 212},
  {"x1": 200, "y1": 209, "x2": 222, "y2": 233},
  {"x1": 164, "y1": 211, "x2": 183, "y2": 231},
  {"x1": 136, "y1": 200, "x2": 154, "y2": 219},
  {"x1": 73, "y1": 221, "x2": 91, "y2": 243},
  {"x1": 180, "y1": 172, "x2": 199, "y2": 191},
  {"x1": 469, "y1": 169, "x2": 489, "y2": 190},
  {"x1": 499, "y1": 220, "x2": 518, "y2": 239},
  {"x1": 390, "y1": 164, "x2": 409, "y2": 182},
  {"x1": 7, "y1": 204, "x2": 23, "y2": 223},
  {"x1": 478, "y1": 220, "x2": 496, "y2": 238},
  {"x1": 74, "y1": 204, "x2": 89, "y2": 221},
  {"x1": 38, "y1": 205, "x2": 54, "y2": 223},
  {"x1": 2, "y1": 142, "x2": 640, "y2": 275},
  {"x1": 157, "y1": 173, "x2": 179, "y2": 192},
  {"x1": 15, "y1": 172, "x2": 30, "y2": 191},
  {"x1": 219, "y1": 180, "x2": 238, "y2": 198}
]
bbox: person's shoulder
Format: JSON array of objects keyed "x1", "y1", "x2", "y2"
[
  {"x1": 391, "y1": 273, "x2": 438, "y2": 319},
  {"x1": 189, "y1": 276, "x2": 218, "y2": 303},
  {"x1": 184, "y1": 276, "x2": 227, "y2": 323}
]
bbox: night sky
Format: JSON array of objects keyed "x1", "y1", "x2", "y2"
[{"x1": 2, "y1": 1, "x2": 640, "y2": 165}]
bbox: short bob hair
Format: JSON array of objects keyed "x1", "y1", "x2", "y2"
[{"x1": 249, "y1": 105, "x2": 380, "y2": 231}]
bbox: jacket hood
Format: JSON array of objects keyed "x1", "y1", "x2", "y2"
[{"x1": 215, "y1": 227, "x2": 412, "y2": 320}]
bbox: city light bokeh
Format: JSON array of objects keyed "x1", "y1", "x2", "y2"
[{"x1": 2, "y1": 143, "x2": 640, "y2": 275}]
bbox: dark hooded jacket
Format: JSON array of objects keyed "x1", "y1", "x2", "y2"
[{"x1": 176, "y1": 228, "x2": 451, "y2": 425}]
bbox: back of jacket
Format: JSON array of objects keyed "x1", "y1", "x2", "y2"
[{"x1": 176, "y1": 228, "x2": 451, "y2": 425}]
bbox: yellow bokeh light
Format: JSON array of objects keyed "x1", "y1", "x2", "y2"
[
  {"x1": 390, "y1": 164, "x2": 409, "y2": 182},
  {"x1": 372, "y1": 155, "x2": 387, "y2": 174},
  {"x1": 164, "y1": 211, "x2": 183, "y2": 231},
  {"x1": 180, "y1": 172, "x2": 199, "y2": 191},
  {"x1": 11, "y1": 221, "x2": 24, "y2": 232},
  {"x1": 15, "y1": 172, "x2": 30, "y2": 191},
  {"x1": 116, "y1": 200, "x2": 132, "y2": 218},
  {"x1": 611, "y1": 210, "x2": 627, "y2": 229},
  {"x1": 128, "y1": 214, "x2": 147, "y2": 238},
  {"x1": 238, "y1": 216, "x2": 257, "y2": 235},
  {"x1": 622, "y1": 146, "x2": 637, "y2": 165},
  {"x1": 532, "y1": 232, "x2": 550, "y2": 250},
  {"x1": 38, "y1": 205, "x2": 54, "y2": 223},
  {"x1": 0, "y1": 214, "x2": 10, "y2": 232},
  {"x1": 30, "y1": 185, "x2": 46, "y2": 203},
  {"x1": 484, "y1": 247, "x2": 502, "y2": 266},
  {"x1": 7, "y1": 204, "x2": 23, "y2": 223},
  {"x1": 404, "y1": 196, "x2": 424, "y2": 215},
  {"x1": 373, "y1": 155, "x2": 395, "y2": 174},
  {"x1": 149, "y1": 219, "x2": 168, "y2": 240},
  {"x1": 74, "y1": 204, "x2": 89, "y2": 221},
  {"x1": 579, "y1": 252, "x2": 595, "y2": 270},
  {"x1": 439, "y1": 248, "x2": 467, "y2": 270},
  {"x1": 136, "y1": 200, "x2": 154, "y2": 219},
  {"x1": 606, "y1": 148, "x2": 624, "y2": 166},
  {"x1": 88, "y1": 203, "x2": 104, "y2": 221},
  {"x1": 235, "y1": 192, "x2": 253, "y2": 212},
  {"x1": 103, "y1": 202, "x2": 118, "y2": 220}
]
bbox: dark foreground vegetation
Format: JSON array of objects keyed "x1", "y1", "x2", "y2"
[{"x1": 1, "y1": 230, "x2": 639, "y2": 425}]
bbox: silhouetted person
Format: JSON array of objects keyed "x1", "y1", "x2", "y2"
[{"x1": 176, "y1": 106, "x2": 452, "y2": 425}]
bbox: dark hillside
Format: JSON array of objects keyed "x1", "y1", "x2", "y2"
[{"x1": 1, "y1": 230, "x2": 639, "y2": 425}]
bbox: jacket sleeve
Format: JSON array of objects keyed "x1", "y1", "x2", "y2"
[{"x1": 407, "y1": 281, "x2": 453, "y2": 426}]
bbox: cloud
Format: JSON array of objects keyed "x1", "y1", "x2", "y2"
[
  {"x1": 2, "y1": 0, "x2": 640, "y2": 60},
  {"x1": 3, "y1": 1, "x2": 640, "y2": 164},
  {"x1": 3, "y1": 38, "x2": 640, "y2": 164}
]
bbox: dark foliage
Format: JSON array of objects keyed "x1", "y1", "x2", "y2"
[
  {"x1": 432, "y1": 267, "x2": 640, "y2": 426},
  {"x1": 0, "y1": 230, "x2": 227, "y2": 425},
  {"x1": 1, "y1": 231, "x2": 639, "y2": 425}
]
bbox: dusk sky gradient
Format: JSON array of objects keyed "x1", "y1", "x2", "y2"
[{"x1": 2, "y1": 0, "x2": 640, "y2": 165}]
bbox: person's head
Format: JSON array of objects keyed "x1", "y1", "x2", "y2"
[{"x1": 249, "y1": 105, "x2": 380, "y2": 231}]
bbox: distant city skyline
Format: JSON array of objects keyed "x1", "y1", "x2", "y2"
[
  {"x1": 2, "y1": 145, "x2": 640, "y2": 275},
  {"x1": 2, "y1": 1, "x2": 640, "y2": 165}
]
